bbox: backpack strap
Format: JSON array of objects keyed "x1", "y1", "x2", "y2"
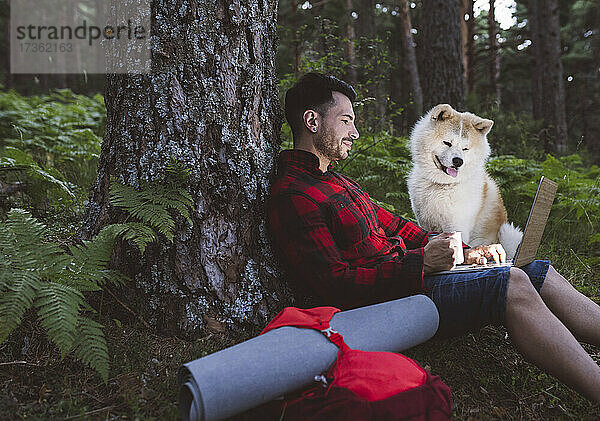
[
  {"x1": 318, "y1": 324, "x2": 350, "y2": 351},
  {"x1": 260, "y1": 306, "x2": 351, "y2": 351}
]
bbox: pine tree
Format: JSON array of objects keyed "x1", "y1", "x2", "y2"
[
  {"x1": 418, "y1": 0, "x2": 465, "y2": 111},
  {"x1": 81, "y1": 0, "x2": 292, "y2": 336}
]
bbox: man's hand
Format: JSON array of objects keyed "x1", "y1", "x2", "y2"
[
  {"x1": 423, "y1": 233, "x2": 455, "y2": 274},
  {"x1": 464, "y1": 244, "x2": 506, "y2": 265}
]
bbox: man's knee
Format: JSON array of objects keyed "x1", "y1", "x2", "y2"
[
  {"x1": 507, "y1": 267, "x2": 542, "y2": 307},
  {"x1": 544, "y1": 264, "x2": 568, "y2": 287},
  {"x1": 540, "y1": 264, "x2": 575, "y2": 298}
]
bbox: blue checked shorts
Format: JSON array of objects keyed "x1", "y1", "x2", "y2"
[{"x1": 423, "y1": 260, "x2": 551, "y2": 338}]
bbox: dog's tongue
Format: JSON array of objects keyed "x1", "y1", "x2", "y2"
[{"x1": 445, "y1": 167, "x2": 458, "y2": 178}]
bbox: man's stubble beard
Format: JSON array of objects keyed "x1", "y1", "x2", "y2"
[{"x1": 314, "y1": 126, "x2": 347, "y2": 163}]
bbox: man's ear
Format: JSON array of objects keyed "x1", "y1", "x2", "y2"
[
  {"x1": 303, "y1": 110, "x2": 319, "y2": 133},
  {"x1": 430, "y1": 104, "x2": 455, "y2": 122},
  {"x1": 473, "y1": 118, "x2": 494, "y2": 135}
]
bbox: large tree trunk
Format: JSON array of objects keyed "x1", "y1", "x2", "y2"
[
  {"x1": 418, "y1": 0, "x2": 465, "y2": 111},
  {"x1": 529, "y1": 0, "x2": 568, "y2": 154},
  {"x1": 488, "y1": 0, "x2": 501, "y2": 102},
  {"x1": 398, "y1": 0, "x2": 423, "y2": 118},
  {"x1": 81, "y1": 0, "x2": 291, "y2": 337}
]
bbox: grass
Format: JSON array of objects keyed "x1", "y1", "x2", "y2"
[
  {"x1": 2, "y1": 194, "x2": 599, "y2": 420},
  {"x1": 407, "y1": 328, "x2": 600, "y2": 420},
  {"x1": 1, "y1": 128, "x2": 599, "y2": 419},
  {"x1": 2, "y1": 264, "x2": 599, "y2": 420},
  {"x1": 1, "y1": 316, "x2": 251, "y2": 420}
]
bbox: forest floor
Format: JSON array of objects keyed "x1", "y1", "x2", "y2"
[
  {"x1": 2, "y1": 298, "x2": 599, "y2": 420},
  {"x1": 1, "y1": 223, "x2": 599, "y2": 420}
]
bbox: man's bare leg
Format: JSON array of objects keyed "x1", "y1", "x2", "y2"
[
  {"x1": 504, "y1": 267, "x2": 600, "y2": 403},
  {"x1": 539, "y1": 265, "x2": 600, "y2": 346}
]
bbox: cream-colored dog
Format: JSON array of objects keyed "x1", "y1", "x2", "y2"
[{"x1": 407, "y1": 104, "x2": 522, "y2": 258}]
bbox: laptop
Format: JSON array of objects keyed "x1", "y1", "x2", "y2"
[{"x1": 431, "y1": 176, "x2": 558, "y2": 275}]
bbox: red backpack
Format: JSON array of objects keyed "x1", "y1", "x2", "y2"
[{"x1": 259, "y1": 306, "x2": 453, "y2": 421}]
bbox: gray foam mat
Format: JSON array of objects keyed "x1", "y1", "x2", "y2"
[{"x1": 178, "y1": 294, "x2": 439, "y2": 421}]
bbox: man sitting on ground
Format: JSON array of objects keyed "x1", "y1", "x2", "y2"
[{"x1": 267, "y1": 72, "x2": 600, "y2": 403}]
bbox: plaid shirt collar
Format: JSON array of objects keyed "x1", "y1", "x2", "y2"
[{"x1": 277, "y1": 149, "x2": 334, "y2": 179}]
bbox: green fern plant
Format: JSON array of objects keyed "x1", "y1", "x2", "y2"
[
  {"x1": 0, "y1": 145, "x2": 75, "y2": 203},
  {"x1": 0, "y1": 161, "x2": 194, "y2": 381},
  {"x1": 0, "y1": 209, "x2": 108, "y2": 379},
  {"x1": 109, "y1": 160, "x2": 194, "y2": 243},
  {"x1": 0, "y1": 89, "x2": 104, "y2": 215}
]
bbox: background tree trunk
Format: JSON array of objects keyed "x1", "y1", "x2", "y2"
[
  {"x1": 528, "y1": 0, "x2": 543, "y2": 120},
  {"x1": 345, "y1": 0, "x2": 358, "y2": 85},
  {"x1": 529, "y1": 0, "x2": 568, "y2": 153},
  {"x1": 356, "y1": 0, "x2": 376, "y2": 39},
  {"x1": 460, "y1": 0, "x2": 475, "y2": 95},
  {"x1": 488, "y1": 0, "x2": 501, "y2": 102},
  {"x1": 465, "y1": 0, "x2": 475, "y2": 95},
  {"x1": 81, "y1": 0, "x2": 291, "y2": 337},
  {"x1": 538, "y1": 0, "x2": 568, "y2": 153},
  {"x1": 418, "y1": 0, "x2": 465, "y2": 111},
  {"x1": 290, "y1": 0, "x2": 302, "y2": 75},
  {"x1": 398, "y1": 0, "x2": 423, "y2": 118}
]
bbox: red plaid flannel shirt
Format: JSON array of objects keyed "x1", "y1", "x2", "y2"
[{"x1": 268, "y1": 149, "x2": 431, "y2": 309}]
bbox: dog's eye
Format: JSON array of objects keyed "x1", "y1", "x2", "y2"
[
  {"x1": 463, "y1": 148, "x2": 469, "y2": 151},
  {"x1": 443, "y1": 141, "x2": 452, "y2": 147}
]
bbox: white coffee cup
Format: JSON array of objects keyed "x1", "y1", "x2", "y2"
[{"x1": 448, "y1": 231, "x2": 464, "y2": 266}]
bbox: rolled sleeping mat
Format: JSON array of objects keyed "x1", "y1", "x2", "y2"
[{"x1": 178, "y1": 294, "x2": 439, "y2": 421}]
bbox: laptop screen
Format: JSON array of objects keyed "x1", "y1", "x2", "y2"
[{"x1": 513, "y1": 176, "x2": 558, "y2": 267}]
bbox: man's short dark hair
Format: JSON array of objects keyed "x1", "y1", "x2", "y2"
[{"x1": 285, "y1": 73, "x2": 357, "y2": 138}]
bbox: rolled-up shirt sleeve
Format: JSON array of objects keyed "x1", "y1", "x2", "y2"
[{"x1": 268, "y1": 192, "x2": 425, "y2": 308}]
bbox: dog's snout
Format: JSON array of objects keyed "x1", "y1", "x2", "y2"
[{"x1": 452, "y1": 157, "x2": 463, "y2": 168}]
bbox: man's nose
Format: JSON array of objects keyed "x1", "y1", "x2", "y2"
[{"x1": 350, "y1": 124, "x2": 359, "y2": 140}]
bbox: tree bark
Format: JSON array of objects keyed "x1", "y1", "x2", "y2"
[
  {"x1": 528, "y1": 0, "x2": 543, "y2": 120},
  {"x1": 398, "y1": 0, "x2": 423, "y2": 117},
  {"x1": 465, "y1": 0, "x2": 475, "y2": 95},
  {"x1": 488, "y1": 0, "x2": 501, "y2": 102},
  {"x1": 81, "y1": 0, "x2": 292, "y2": 336},
  {"x1": 418, "y1": 0, "x2": 465, "y2": 112},
  {"x1": 290, "y1": 0, "x2": 302, "y2": 75},
  {"x1": 356, "y1": 0, "x2": 376, "y2": 39},
  {"x1": 460, "y1": 0, "x2": 475, "y2": 95},
  {"x1": 345, "y1": 0, "x2": 358, "y2": 85},
  {"x1": 529, "y1": 0, "x2": 568, "y2": 154}
]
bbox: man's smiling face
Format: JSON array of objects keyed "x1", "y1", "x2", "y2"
[{"x1": 314, "y1": 91, "x2": 359, "y2": 163}]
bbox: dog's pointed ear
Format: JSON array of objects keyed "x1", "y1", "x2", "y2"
[
  {"x1": 430, "y1": 104, "x2": 455, "y2": 122},
  {"x1": 473, "y1": 118, "x2": 494, "y2": 135}
]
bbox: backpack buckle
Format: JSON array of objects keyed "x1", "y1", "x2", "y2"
[
  {"x1": 314, "y1": 374, "x2": 328, "y2": 387},
  {"x1": 320, "y1": 327, "x2": 338, "y2": 338}
]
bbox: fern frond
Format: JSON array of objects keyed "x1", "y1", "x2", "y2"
[
  {"x1": 119, "y1": 222, "x2": 157, "y2": 256},
  {"x1": 0, "y1": 209, "x2": 69, "y2": 276},
  {"x1": 109, "y1": 180, "x2": 193, "y2": 242},
  {"x1": 62, "y1": 223, "x2": 129, "y2": 289},
  {"x1": 0, "y1": 146, "x2": 75, "y2": 199},
  {"x1": 100, "y1": 270, "x2": 130, "y2": 287},
  {"x1": 35, "y1": 282, "x2": 83, "y2": 354},
  {"x1": 59, "y1": 223, "x2": 140, "y2": 289},
  {"x1": 0, "y1": 270, "x2": 42, "y2": 341},
  {"x1": 72, "y1": 316, "x2": 109, "y2": 383},
  {"x1": 165, "y1": 157, "x2": 192, "y2": 186}
]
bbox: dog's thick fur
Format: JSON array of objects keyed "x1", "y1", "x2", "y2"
[{"x1": 407, "y1": 104, "x2": 523, "y2": 258}]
